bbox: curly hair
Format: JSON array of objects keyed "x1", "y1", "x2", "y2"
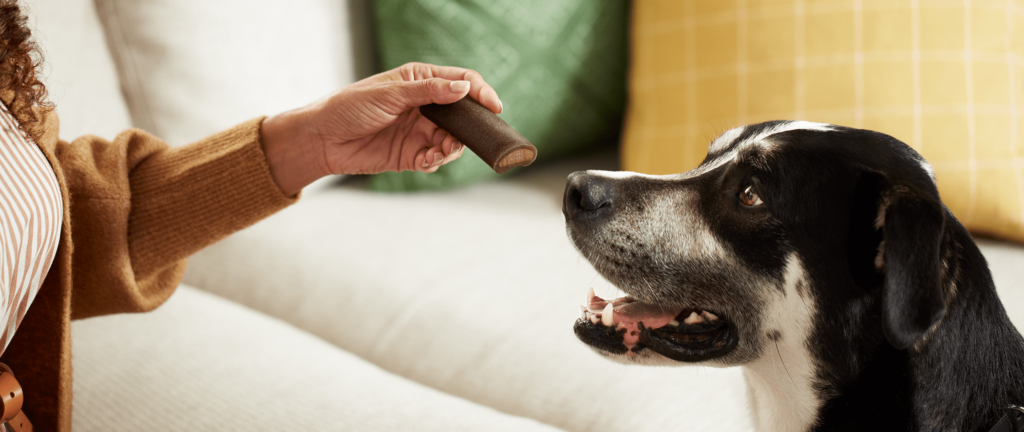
[{"x1": 0, "y1": 0, "x2": 51, "y2": 141}]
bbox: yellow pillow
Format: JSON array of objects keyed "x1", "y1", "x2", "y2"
[{"x1": 623, "y1": 0, "x2": 1024, "y2": 243}]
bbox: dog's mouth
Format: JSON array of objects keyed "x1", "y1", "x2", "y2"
[{"x1": 575, "y1": 288, "x2": 739, "y2": 362}]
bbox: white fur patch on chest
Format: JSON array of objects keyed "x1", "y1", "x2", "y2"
[{"x1": 742, "y1": 254, "x2": 822, "y2": 432}]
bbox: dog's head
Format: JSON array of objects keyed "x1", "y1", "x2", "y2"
[{"x1": 564, "y1": 121, "x2": 948, "y2": 368}]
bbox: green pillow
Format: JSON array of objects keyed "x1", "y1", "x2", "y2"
[{"x1": 368, "y1": 0, "x2": 629, "y2": 192}]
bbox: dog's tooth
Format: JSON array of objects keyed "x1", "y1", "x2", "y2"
[
  {"x1": 702, "y1": 311, "x2": 719, "y2": 321},
  {"x1": 601, "y1": 303, "x2": 615, "y2": 327},
  {"x1": 668, "y1": 319, "x2": 680, "y2": 327},
  {"x1": 590, "y1": 313, "x2": 600, "y2": 325},
  {"x1": 683, "y1": 311, "x2": 704, "y2": 325},
  {"x1": 587, "y1": 287, "x2": 596, "y2": 304}
]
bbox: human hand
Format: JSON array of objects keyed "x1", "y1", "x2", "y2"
[{"x1": 261, "y1": 62, "x2": 503, "y2": 196}]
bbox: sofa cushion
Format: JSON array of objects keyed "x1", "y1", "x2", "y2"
[
  {"x1": 28, "y1": 0, "x2": 133, "y2": 140},
  {"x1": 71, "y1": 285, "x2": 563, "y2": 431},
  {"x1": 92, "y1": 0, "x2": 371, "y2": 147},
  {"x1": 978, "y1": 238, "x2": 1024, "y2": 329},
  {"x1": 620, "y1": 1, "x2": 1024, "y2": 242},
  {"x1": 184, "y1": 154, "x2": 755, "y2": 432}
]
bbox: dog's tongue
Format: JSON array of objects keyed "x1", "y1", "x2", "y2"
[{"x1": 585, "y1": 288, "x2": 682, "y2": 355}]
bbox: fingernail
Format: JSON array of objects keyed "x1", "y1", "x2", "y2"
[
  {"x1": 451, "y1": 141, "x2": 461, "y2": 154},
  {"x1": 450, "y1": 80, "x2": 470, "y2": 93},
  {"x1": 421, "y1": 157, "x2": 430, "y2": 168},
  {"x1": 433, "y1": 152, "x2": 444, "y2": 165},
  {"x1": 498, "y1": 99, "x2": 504, "y2": 113}
]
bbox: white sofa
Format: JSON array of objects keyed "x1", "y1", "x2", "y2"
[{"x1": 31, "y1": 0, "x2": 1024, "y2": 430}]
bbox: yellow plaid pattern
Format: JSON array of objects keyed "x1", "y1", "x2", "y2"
[{"x1": 623, "y1": 0, "x2": 1024, "y2": 242}]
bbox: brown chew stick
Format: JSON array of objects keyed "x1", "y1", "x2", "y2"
[{"x1": 420, "y1": 97, "x2": 538, "y2": 174}]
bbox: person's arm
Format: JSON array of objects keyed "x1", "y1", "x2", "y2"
[
  {"x1": 63, "y1": 62, "x2": 501, "y2": 318},
  {"x1": 61, "y1": 118, "x2": 296, "y2": 319}
]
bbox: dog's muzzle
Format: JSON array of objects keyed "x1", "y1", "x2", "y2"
[{"x1": 562, "y1": 171, "x2": 741, "y2": 362}]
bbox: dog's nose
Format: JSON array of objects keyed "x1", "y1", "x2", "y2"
[{"x1": 563, "y1": 171, "x2": 616, "y2": 220}]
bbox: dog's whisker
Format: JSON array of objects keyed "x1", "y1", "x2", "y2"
[
  {"x1": 770, "y1": 341, "x2": 777, "y2": 379},
  {"x1": 775, "y1": 340, "x2": 794, "y2": 385}
]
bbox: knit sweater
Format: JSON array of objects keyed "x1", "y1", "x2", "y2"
[{"x1": 0, "y1": 91, "x2": 298, "y2": 431}]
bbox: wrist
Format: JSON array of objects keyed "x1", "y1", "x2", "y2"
[{"x1": 260, "y1": 108, "x2": 329, "y2": 196}]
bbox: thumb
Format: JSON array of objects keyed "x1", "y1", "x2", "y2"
[{"x1": 396, "y1": 78, "x2": 471, "y2": 108}]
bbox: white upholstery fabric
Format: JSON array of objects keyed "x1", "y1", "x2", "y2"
[
  {"x1": 184, "y1": 155, "x2": 756, "y2": 432},
  {"x1": 92, "y1": 0, "x2": 368, "y2": 147},
  {"x1": 26, "y1": 0, "x2": 133, "y2": 141},
  {"x1": 979, "y1": 239, "x2": 1024, "y2": 331},
  {"x1": 71, "y1": 285, "x2": 563, "y2": 431}
]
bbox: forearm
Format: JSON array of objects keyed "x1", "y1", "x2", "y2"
[
  {"x1": 261, "y1": 106, "x2": 331, "y2": 197},
  {"x1": 126, "y1": 118, "x2": 298, "y2": 275}
]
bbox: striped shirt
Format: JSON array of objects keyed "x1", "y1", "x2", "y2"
[{"x1": 0, "y1": 102, "x2": 62, "y2": 356}]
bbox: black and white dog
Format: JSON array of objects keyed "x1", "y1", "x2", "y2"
[{"x1": 563, "y1": 121, "x2": 1024, "y2": 432}]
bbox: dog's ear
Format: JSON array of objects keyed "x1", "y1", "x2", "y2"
[{"x1": 878, "y1": 185, "x2": 947, "y2": 350}]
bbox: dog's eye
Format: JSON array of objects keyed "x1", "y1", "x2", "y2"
[{"x1": 740, "y1": 185, "x2": 763, "y2": 206}]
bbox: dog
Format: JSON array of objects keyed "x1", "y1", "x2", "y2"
[{"x1": 562, "y1": 121, "x2": 1024, "y2": 432}]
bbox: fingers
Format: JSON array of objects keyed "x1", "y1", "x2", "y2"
[
  {"x1": 396, "y1": 78, "x2": 473, "y2": 109},
  {"x1": 415, "y1": 145, "x2": 464, "y2": 173},
  {"x1": 460, "y1": 69, "x2": 502, "y2": 114},
  {"x1": 414, "y1": 131, "x2": 465, "y2": 172},
  {"x1": 433, "y1": 126, "x2": 467, "y2": 154},
  {"x1": 396, "y1": 62, "x2": 503, "y2": 114}
]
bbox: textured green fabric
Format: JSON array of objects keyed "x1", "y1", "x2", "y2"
[{"x1": 369, "y1": 0, "x2": 629, "y2": 192}]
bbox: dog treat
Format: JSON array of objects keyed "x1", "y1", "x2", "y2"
[{"x1": 420, "y1": 97, "x2": 537, "y2": 174}]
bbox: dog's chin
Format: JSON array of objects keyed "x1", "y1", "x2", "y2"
[{"x1": 584, "y1": 343, "x2": 686, "y2": 366}]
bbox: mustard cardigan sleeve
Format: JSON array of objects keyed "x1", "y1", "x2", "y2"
[{"x1": 53, "y1": 115, "x2": 298, "y2": 319}]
